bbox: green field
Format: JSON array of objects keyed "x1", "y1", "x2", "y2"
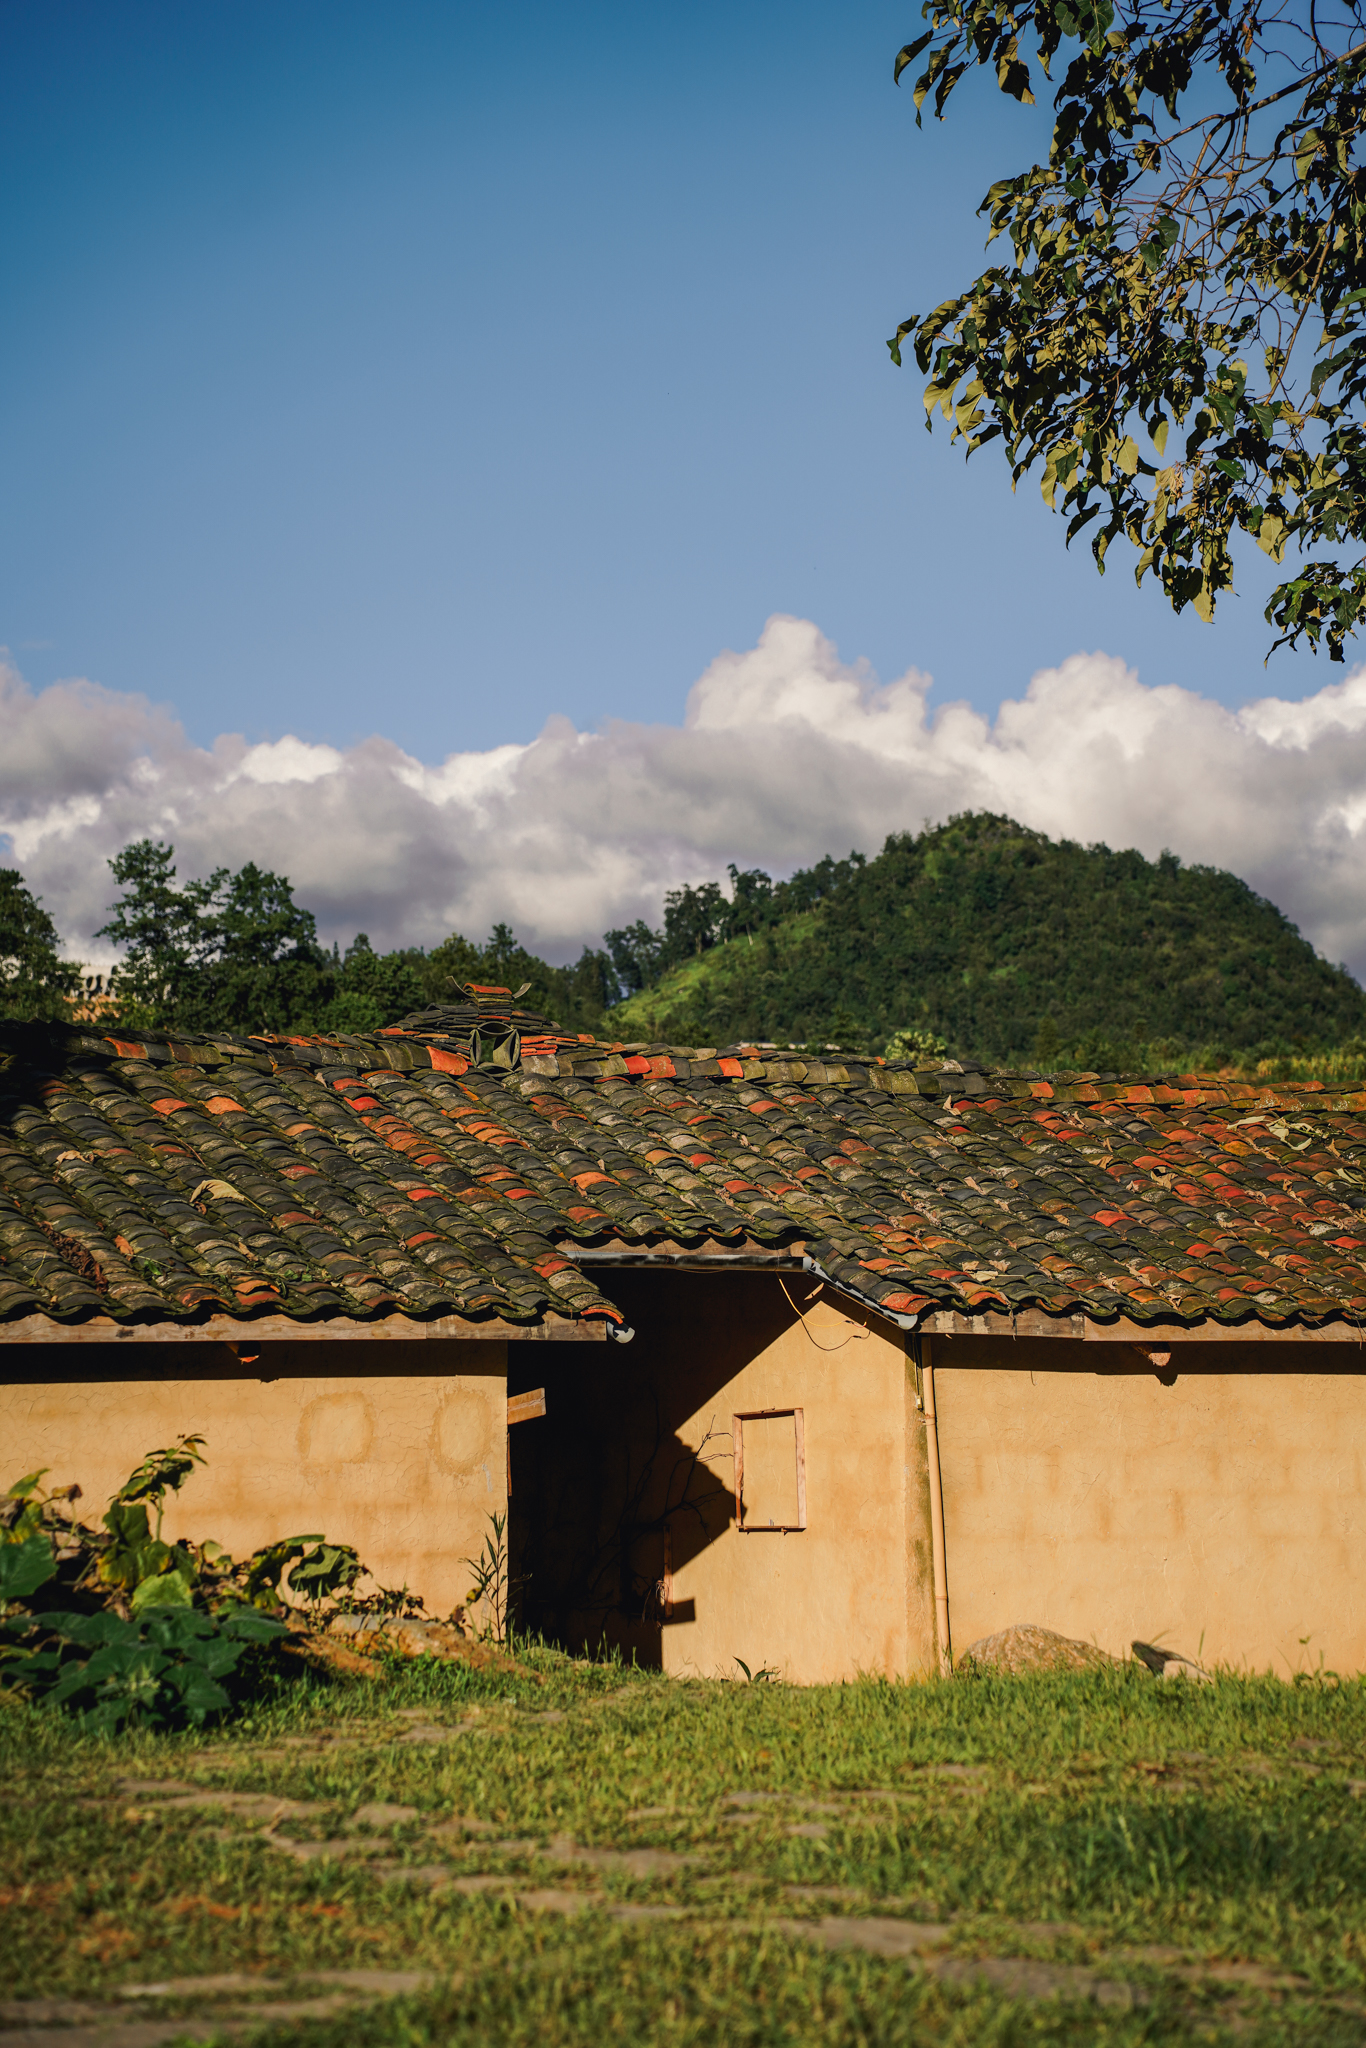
[{"x1": 5, "y1": 1651, "x2": 1366, "y2": 2045}]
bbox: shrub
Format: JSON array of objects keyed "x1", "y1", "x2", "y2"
[{"x1": 0, "y1": 1444, "x2": 372, "y2": 1731}]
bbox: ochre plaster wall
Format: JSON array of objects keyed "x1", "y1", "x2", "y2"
[
  {"x1": 568, "y1": 1273, "x2": 940, "y2": 1686},
  {"x1": 933, "y1": 1343, "x2": 1366, "y2": 1675},
  {"x1": 0, "y1": 1341, "x2": 507, "y2": 1619}
]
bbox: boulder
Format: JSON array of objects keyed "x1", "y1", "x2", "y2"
[
  {"x1": 953, "y1": 1625, "x2": 1215, "y2": 1682},
  {"x1": 954, "y1": 1624, "x2": 1119, "y2": 1676}
]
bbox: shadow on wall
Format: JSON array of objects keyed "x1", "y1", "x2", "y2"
[{"x1": 507, "y1": 1271, "x2": 798, "y2": 1664}]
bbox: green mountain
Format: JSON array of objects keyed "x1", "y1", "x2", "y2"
[
  {"x1": 603, "y1": 813, "x2": 1366, "y2": 1067},
  {"x1": 74, "y1": 815, "x2": 1366, "y2": 1073}
]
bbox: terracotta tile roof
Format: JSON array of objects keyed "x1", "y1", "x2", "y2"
[{"x1": 4, "y1": 990, "x2": 1366, "y2": 1334}]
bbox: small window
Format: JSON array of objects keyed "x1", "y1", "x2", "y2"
[{"x1": 733, "y1": 1408, "x2": 806, "y2": 1532}]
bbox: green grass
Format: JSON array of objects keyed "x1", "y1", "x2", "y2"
[{"x1": 5, "y1": 1652, "x2": 1366, "y2": 2044}]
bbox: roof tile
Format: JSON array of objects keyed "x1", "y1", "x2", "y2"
[{"x1": 5, "y1": 995, "x2": 1366, "y2": 1333}]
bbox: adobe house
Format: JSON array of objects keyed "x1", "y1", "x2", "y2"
[{"x1": 4, "y1": 989, "x2": 1366, "y2": 1680}]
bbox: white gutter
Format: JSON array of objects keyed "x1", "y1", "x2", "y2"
[
  {"x1": 566, "y1": 1246, "x2": 922, "y2": 1334},
  {"x1": 800, "y1": 1254, "x2": 920, "y2": 1331}
]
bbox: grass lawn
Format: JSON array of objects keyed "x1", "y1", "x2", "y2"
[{"x1": 4, "y1": 1651, "x2": 1366, "y2": 2045}]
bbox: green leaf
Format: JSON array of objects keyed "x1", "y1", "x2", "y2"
[
  {"x1": 996, "y1": 40, "x2": 1034, "y2": 103},
  {"x1": 41, "y1": 1610, "x2": 130, "y2": 1649},
  {"x1": 131, "y1": 1569, "x2": 195, "y2": 1612},
  {"x1": 215, "y1": 1603, "x2": 289, "y2": 1645},
  {"x1": 286, "y1": 1540, "x2": 363, "y2": 1604},
  {"x1": 894, "y1": 31, "x2": 933, "y2": 84},
  {"x1": 5, "y1": 1470, "x2": 49, "y2": 1501},
  {"x1": 1256, "y1": 512, "x2": 1288, "y2": 560},
  {"x1": 114, "y1": 1435, "x2": 207, "y2": 1508},
  {"x1": 171, "y1": 1666, "x2": 232, "y2": 1723},
  {"x1": 0, "y1": 1535, "x2": 57, "y2": 1601}
]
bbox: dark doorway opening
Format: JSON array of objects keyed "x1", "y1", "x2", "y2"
[{"x1": 506, "y1": 1270, "x2": 795, "y2": 1662}]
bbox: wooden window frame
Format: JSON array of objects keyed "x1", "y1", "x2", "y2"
[{"x1": 733, "y1": 1407, "x2": 807, "y2": 1533}]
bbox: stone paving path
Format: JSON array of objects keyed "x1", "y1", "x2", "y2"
[
  {"x1": 0, "y1": 1969, "x2": 436, "y2": 2048},
  {"x1": 10, "y1": 1710, "x2": 1357, "y2": 2044},
  {"x1": 14, "y1": 1758, "x2": 1338, "y2": 2043}
]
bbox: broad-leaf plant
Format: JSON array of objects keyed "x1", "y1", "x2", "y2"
[{"x1": 0, "y1": 1444, "x2": 370, "y2": 1733}]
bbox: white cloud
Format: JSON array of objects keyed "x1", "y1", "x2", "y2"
[
  {"x1": 233, "y1": 737, "x2": 345, "y2": 786},
  {"x1": 5, "y1": 616, "x2": 1366, "y2": 981}
]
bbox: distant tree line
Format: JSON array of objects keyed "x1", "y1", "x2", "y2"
[
  {"x1": 0, "y1": 838, "x2": 869, "y2": 1038},
  {"x1": 0, "y1": 842, "x2": 614, "y2": 1037},
  {"x1": 7, "y1": 817, "x2": 1366, "y2": 1080}
]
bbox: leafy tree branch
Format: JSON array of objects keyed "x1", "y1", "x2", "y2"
[{"x1": 891, "y1": 0, "x2": 1366, "y2": 656}]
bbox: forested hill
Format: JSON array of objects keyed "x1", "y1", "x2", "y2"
[
  {"x1": 605, "y1": 814, "x2": 1366, "y2": 1067},
  {"x1": 7, "y1": 815, "x2": 1364, "y2": 1070}
]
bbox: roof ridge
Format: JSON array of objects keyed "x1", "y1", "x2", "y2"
[{"x1": 4, "y1": 1016, "x2": 1363, "y2": 1113}]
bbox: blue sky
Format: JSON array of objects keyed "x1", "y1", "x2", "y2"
[{"x1": 0, "y1": 0, "x2": 1317, "y2": 760}]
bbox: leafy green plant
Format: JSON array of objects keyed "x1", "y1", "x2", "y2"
[
  {"x1": 333, "y1": 1578, "x2": 428, "y2": 1620},
  {"x1": 464, "y1": 1511, "x2": 510, "y2": 1643},
  {"x1": 883, "y1": 1026, "x2": 949, "y2": 1064},
  {"x1": 0, "y1": 1506, "x2": 288, "y2": 1733},
  {"x1": 0, "y1": 1443, "x2": 381, "y2": 1729},
  {"x1": 734, "y1": 1657, "x2": 780, "y2": 1683},
  {"x1": 113, "y1": 1434, "x2": 207, "y2": 1529},
  {"x1": 97, "y1": 1501, "x2": 194, "y2": 1607},
  {"x1": 238, "y1": 1535, "x2": 363, "y2": 1612},
  {"x1": 0, "y1": 1601, "x2": 286, "y2": 1734},
  {"x1": 1, "y1": 1469, "x2": 78, "y2": 1546},
  {"x1": 85, "y1": 1433, "x2": 209, "y2": 1612}
]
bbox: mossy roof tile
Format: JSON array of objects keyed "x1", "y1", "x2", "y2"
[{"x1": 4, "y1": 998, "x2": 1366, "y2": 1333}]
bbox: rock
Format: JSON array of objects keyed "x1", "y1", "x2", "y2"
[
  {"x1": 1131, "y1": 1640, "x2": 1215, "y2": 1684},
  {"x1": 281, "y1": 1633, "x2": 382, "y2": 1679},
  {"x1": 323, "y1": 1613, "x2": 528, "y2": 1675},
  {"x1": 954, "y1": 1625, "x2": 1119, "y2": 1676},
  {"x1": 328, "y1": 1615, "x2": 467, "y2": 1657}
]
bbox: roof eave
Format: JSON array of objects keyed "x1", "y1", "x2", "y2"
[
  {"x1": 0, "y1": 1309, "x2": 609, "y2": 1345},
  {"x1": 922, "y1": 1307, "x2": 1366, "y2": 1344}
]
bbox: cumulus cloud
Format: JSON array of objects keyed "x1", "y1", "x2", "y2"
[{"x1": 5, "y1": 616, "x2": 1366, "y2": 979}]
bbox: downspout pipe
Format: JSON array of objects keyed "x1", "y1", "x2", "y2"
[{"x1": 920, "y1": 1336, "x2": 952, "y2": 1678}]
